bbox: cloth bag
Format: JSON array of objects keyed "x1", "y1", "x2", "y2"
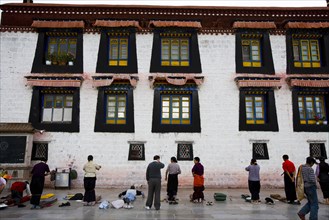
[
  {"x1": 296, "y1": 165, "x2": 305, "y2": 201},
  {"x1": 99, "y1": 200, "x2": 110, "y2": 209},
  {"x1": 111, "y1": 199, "x2": 124, "y2": 209}
]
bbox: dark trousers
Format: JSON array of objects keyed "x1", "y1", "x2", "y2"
[
  {"x1": 248, "y1": 180, "x2": 260, "y2": 201},
  {"x1": 30, "y1": 176, "x2": 45, "y2": 206},
  {"x1": 319, "y1": 181, "x2": 329, "y2": 199},
  {"x1": 284, "y1": 173, "x2": 297, "y2": 202},
  {"x1": 193, "y1": 185, "x2": 205, "y2": 200},
  {"x1": 11, "y1": 190, "x2": 23, "y2": 205},
  {"x1": 146, "y1": 178, "x2": 161, "y2": 209},
  {"x1": 167, "y1": 174, "x2": 178, "y2": 201},
  {"x1": 83, "y1": 177, "x2": 96, "y2": 203}
]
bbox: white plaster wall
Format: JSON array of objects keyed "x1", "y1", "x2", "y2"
[{"x1": 1, "y1": 32, "x2": 328, "y2": 189}]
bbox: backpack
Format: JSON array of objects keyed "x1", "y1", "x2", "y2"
[{"x1": 296, "y1": 165, "x2": 305, "y2": 201}]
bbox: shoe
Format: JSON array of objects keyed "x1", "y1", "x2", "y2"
[
  {"x1": 30, "y1": 205, "x2": 42, "y2": 209},
  {"x1": 172, "y1": 201, "x2": 178, "y2": 205},
  {"x1": 17, "y1": 204, "x2": 26, "y2": 208},
  {"x1": 145, "y1": 206, "x2": 150, "y2": 210},
  {"x1": 297, "y1": 213, "x2": 305, "y2": 220},
  {"x1": 59, "y1": 202, "x2": 70, "y2": 207}
]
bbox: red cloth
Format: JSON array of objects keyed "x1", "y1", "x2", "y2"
[
  {"x1": 10, "y1": 182, "x2": 26, "y2": 192},
  {"x1": 282, "y1": 160, "x2": 296, "y2": 173},
  {"x1": 193, "y1": 175, "x2": 204, "y2": 187}
]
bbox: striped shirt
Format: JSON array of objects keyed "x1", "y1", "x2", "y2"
[{"x1": 301, "y1": 164, "x2": 316, "y2": 188}]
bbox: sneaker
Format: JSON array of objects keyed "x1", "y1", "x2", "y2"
[
  {"x1": 297, "y1": 213, "x2": 305, "y2": 220},
  {"x1": 145, "y1": 206, "x2": 150, "y2": 210}
]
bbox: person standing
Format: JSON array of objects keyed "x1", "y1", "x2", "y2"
[
  {"x1": 282, "y1": 154, "x2": 298, "y2": 204},
  {"x1": 11, "y1": 181, "x2": 31, "y2": 207},
  {"x1": 245, "y1": 158, "x2": 261, "y2": 204},
  {"x1": 165, "y1": 156, "x2": 181, "y2": 204},
  {"x1": 30, "y1": 158, "x2": 50, "y2": 209},
  {"x1": 316, "y1": 157, "x2": 329, "y2": 205},
  {"x1": 83, "y1": 155, "x2": 101, "y2": 206},
  {"x1": 145, "y1": 155, "x2": 165, "y2": 210},
  {"x1": 191, "y1": 157, "x2": 204, "y2": 203},
  {"x1": 297, "y1": 157, "x2": 318, "y2": 220}
]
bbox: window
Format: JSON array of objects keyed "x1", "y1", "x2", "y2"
[
  {"x1": 106, "y1": 93, "x2": 127, "y2": 125},
  {"x1": 242, "y1": 38, "x2": 261, "y2": 67},
  {"x1": 109, "y1": 33, "x2": 129, "y2": 66},
  {"x1": 46, "y1": 33, "x2": 77, "y2": 66},
  {"x1": 150, "y1": 29, "x2": 201, "y2": 73},
  {"x1": 239, "y1": 89, "x2": 279, "y2": 131},
  {"x1": 152, "y1": 87, "x2": 201, "y2": 133},
  {"x1": 236, "y1": 31, "x2": 275, "y2": 74},
  {"x1": 292, "y1": 89, "x2": 329, "y2": 132},
  {"x1": 161, "y1": 95, "x2": 190, "y2": 125},
  {"x1": 293, "y1": 38, "x2": 320, "y2": 68},
  {"x1": 310, "y1": 143, "x2": 327, "y2": 159},
  {"x1": 0, "y1": 136, "x2": 26, "y2": 163},
  {"x1": 245, "y1": 95, "x2": 265, "y2": 124},
  {"x1": 161, "y1": 36, "x2": 190, "y2": 67},
  {"x1": 252, "y1": 143, "x2": 269, "y2": 160},
  {"x1": 29, "y1": 88, "x2": 80, "y2": 132},
  {"x1": 177, "y1": 143, "x2": 193, "y2": 161},
  {"x1": 32, "y1": 30, "x2": 83, "y2": 73},
  {"x1": 31, "y1": 142, "x2": 48, "y2": 160},
  {"x1": 96, "y1": 29, "x2": 137, "y2": 73},
  {"x1": 42, "y1": 94, "x2": 73, "y2": 123},
  {"x1": 298, "y1": 95, "x2": 326, "y2": 125},
  {"x1": 94, "y1": 85, "x2": 134, "y2": 132},
  {"x1": 286, "y1": 30, "x2": 329, "y2": 74},
  {"x1": 128, "y1": 143, "x2": 145, "y2": 160}
]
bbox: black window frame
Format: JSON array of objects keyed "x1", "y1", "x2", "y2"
[
  {"x1": 292, "y1": 88, "x2": 329, "y2": 132},
  {"x1": 235, "y1": 29, "x2": 275, "y2": 74},
  {"x1": 152, "y1": 86, "x2": 201, "y2": 133},
  {"x1": 94, "y1": 85, "x2": 135, "y2": 133},
  {"x1": 96, "y1": 28, "x2": 138, "y2": 73},
  {"x1": 239, "y1": 88, "x2": 279, "y2": 131},
  {"x1": 150, "y1": 28, "x2": 202, "y2": 73},
  {"x1": 286, "y1": 29, "x2": 329, "y2": 74},
  {"x1": 177, "y1": 143, "x2": 194, "y2": 161},
  {"x1": 309, "y1": 143, "x2": 327, "y2": 159},
  {"x1": 31, "y1": 142, "x2": 49, "y2": 161},
  {"x1": 128, "y1": 143, "x2": 145, "y2": 161},
  {"x1": 252, "y1": 143, "x2": 269, "y2": 160},
  {"x1": 28, "y1": 87, "x2": 80, "y2": 132},
  {"x1": 31, "y1": 28, "x2": 83, "y2": 73}
]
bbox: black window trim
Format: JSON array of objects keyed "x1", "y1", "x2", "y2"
[
  {"x1": 28, "y1": 87, "x2": 80, "y2": 132},
  {"x1": 239, "y1": 88, "x2": 279, "y2": 131},
  {"x1": 96, "y1": 28, "x2": 138, "y2": 73},
  {"x1": 292, "y1": 88, "x2": 329, "y2": 132},
  {"x1": 31, "y1": 28, "x2": 83, "y2": 73},
  {"x1": 150, "y1": 28, "x2": 202, "y2": 73},
  {"x1": 152, "y1": 87, "x2": 201, "y2": 133},
  {"x1": 235, "y1": 29, "x2": 275, "y2": 74},
  {"x1": 94, "y1": 86, "x2": 135, "y2": 133},
  {"x1": 286, "y1": 29, "x2": 329, "y2": 74}
]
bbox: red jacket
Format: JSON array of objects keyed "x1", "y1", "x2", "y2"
[{"x1": 10, "y1": 182, "x2": 26, "y2": 192}]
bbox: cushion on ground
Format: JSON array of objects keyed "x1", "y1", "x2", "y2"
[{"x1": 214, "y1": 193, "x2": 227, "y2": 201}]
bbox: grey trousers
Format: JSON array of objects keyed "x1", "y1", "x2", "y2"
[{"x1": 146, "y1": 178, "x2": 161, "y2": 209}]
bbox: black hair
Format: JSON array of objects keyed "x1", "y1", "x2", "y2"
[
  {"x1": 153, "y1": 155, "x2": 160, "y2": 160},
  {"x1": 251, "y1": 158, "x2": 257, "y2": 164},
  {"x1": 194, "y1": 157, "x2": 200, "y2": 162},
  {"x1": 171, "y1": 156, "x2": 177, "y2": 163},
  {"x1": 40, "y1": 157, "x2": 47, "y2": 162},
  {"x1": 306, "y1": 157, "x2": 316, "y2": 165},
  {"x1": 130, "y1": 185, "x2": 135, "y2": 189},
  {"x1": 282, "y1": 155, "x2": 289, "y2": 160},
  {"x1": 88, "y1": 155, "x2": 93, "y2": 161}
]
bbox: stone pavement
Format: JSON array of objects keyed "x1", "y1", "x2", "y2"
[{"x1": 0, "y1": 188, "x2": 328, "y2": 220}]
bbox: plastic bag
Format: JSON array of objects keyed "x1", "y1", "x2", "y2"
[
  {"x1": 99, "y1": 200, "x2": 110, "y2": 209},
  {"x1": 111, "y1": 199, "x2": 124, "y2": 209}
]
